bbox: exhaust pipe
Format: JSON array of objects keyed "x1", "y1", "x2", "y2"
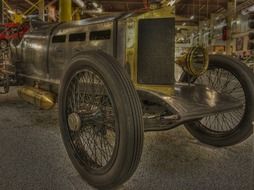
[{"x1": 18, "y1": 86, "x2": 56, "y2": 110}]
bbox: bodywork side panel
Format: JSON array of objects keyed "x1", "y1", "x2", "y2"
[
  {"x1": 48, "y1": 21, "x2": 115, "y2": 81},
  {"x1": 13, "y1": 16, "x2": 119, "y2": 85}
]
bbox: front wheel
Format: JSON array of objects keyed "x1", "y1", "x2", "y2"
[
  {"x1": 58, "y1": 51, "x2": 144, "y2": 189},
  {"x1": 180, "y1": 55, "x2": 254, "y2": 146}
]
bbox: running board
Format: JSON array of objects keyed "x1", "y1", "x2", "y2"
[{"x1": 138, "y1": 83, "x2": 243, "y2": 131}]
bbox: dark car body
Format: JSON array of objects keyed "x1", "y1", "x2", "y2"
[{"x1": 9, "y1": 7, "x2": 240, "y2": 120}]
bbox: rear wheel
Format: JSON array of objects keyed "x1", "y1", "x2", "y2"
[
  {"x1": 58, "y1": 51, "x2": 144, "y2": 189},
  {"x1": 180, "y1": 55, "x2": 254, "y2": 146}
]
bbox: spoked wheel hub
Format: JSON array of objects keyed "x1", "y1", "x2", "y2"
[
  {"x1": 68, "y1": 113, "x2": 81, "y2": 132},
  {"x1": 68, "y1": 110, "x2": 108, "y2": 135},
  {"x1": 66, "y1": 69, "x2": 117, "y2": 170}
]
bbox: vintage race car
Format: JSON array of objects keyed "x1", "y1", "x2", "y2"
[{"x1": 2, "y1": 2, "x2": 254, "y2": 189}]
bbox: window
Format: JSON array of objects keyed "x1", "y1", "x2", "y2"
[
  {"x1": 52, "y1": 35, "x2": 66, "y2": 43},
  {"x1": 90, "y1": 30, "x2": 111, "y2": 41},
  {"x1": 69, "y1": 32, "x2": 86, "y2": 42}
]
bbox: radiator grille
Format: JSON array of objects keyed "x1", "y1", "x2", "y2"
[{"x1": 137, "y1": 18, "x2": 175, "y2": 85}]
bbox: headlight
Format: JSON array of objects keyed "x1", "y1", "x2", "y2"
[{"x1": 176, "y1": 47, "x2": 209, "y2": 76}]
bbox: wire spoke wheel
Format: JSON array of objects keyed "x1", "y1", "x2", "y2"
[
  {"x1": 180, "y1": 55, "x2": 254, "y2": 146},
  {"x1": 66, "y1": 69, "x2": 117, "y2": 170},
  {"x1": 194, "y1": 68, "x2": 245, "y2": 134},
  {"x1": 58, "y1": 51, "x2": 144, "y2": 189}
]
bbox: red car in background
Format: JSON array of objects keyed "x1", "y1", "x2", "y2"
[{"x1": 0, "y1": 22, "x2": 29, "y2": 49}]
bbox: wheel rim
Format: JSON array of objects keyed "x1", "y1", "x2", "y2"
[
  {"x1": 193, "y1": 67, "x2": 246, "y2": 134},
  {"x1": 65, "y1": 68, "x2": 119, "y2": 172}
]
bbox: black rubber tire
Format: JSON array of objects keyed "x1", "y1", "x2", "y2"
[
  {"x1": 180, "y1": 55, "x2": 254, "y2": 147},
  {"x1": 58, "y1": 50, "x2": 144, "y2": 189}
]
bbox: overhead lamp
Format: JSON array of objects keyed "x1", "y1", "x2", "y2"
[
  {"x1": 182, "y1": 22, "x2": 186, "y2": 26},
  {"x1": 190, "y1": 15, "x2": 195, "y2": 20},
  {"x1": 92, "y1": 2, "x2": 98, "y2": 8},
  {"x1": 73, "y1": 0, "x2": 85, "y2": 8},
  {"x1": 97, "y1": 7, "x2": 103, "y2": 13},
  {"x1": 241, "y1": 9, "x2": 248, "y2": 15},
  {"x1": 7, "y1": 10, "x2": 15, "y2": 15},
  {"x1": 241, "y1": 5, "x2": 254, "y2": 15},
  {"x1": 248, "y1": 5, "x2": 254, "y2": 12},
  {"x1": 167, "y1": 0, "x2": 176, "y2": 7}
]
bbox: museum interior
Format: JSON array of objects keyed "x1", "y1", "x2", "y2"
[{"x1": 0, "y1": 0, "x2": 253, "y2": 190}]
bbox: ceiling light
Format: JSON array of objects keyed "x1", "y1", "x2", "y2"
[
  {"x1": 7, "y1": 10, "x2": 15, "y2": 15},
  {"x1": 241, "y1": 9, "x2": 248, "y2": 15},
  {"x1": 182, "y1": 22, "x2": 186, "y2": 26},
  {"x1": 73, "y1": 0, "x2": 85, "y2": 8},
  {"x1": 241, "y1": 4, "x2": 254, "y2": 15},
  {"x1": 92, "y1": 2, "x2": 98, "y2": 8},
  {"x1": 167, "y1": 0, "x2": 176, "y2": 7},
  {"x1": 248, "y1": 5, "x2": 254, "y2": 12},
  {"x1": 190, "y1": 15, "x2": 195, "y2": 20},
  {"x1": 97, "y1": 7, "x2": 103, "y2": 13}
]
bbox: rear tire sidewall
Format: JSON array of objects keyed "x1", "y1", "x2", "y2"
[
  {"x1": 182, "y1": 55, "x2": 254, "y2": 146},
  {"x1": 59, "y1": 51, "x2": 144, "y2": 188}
]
